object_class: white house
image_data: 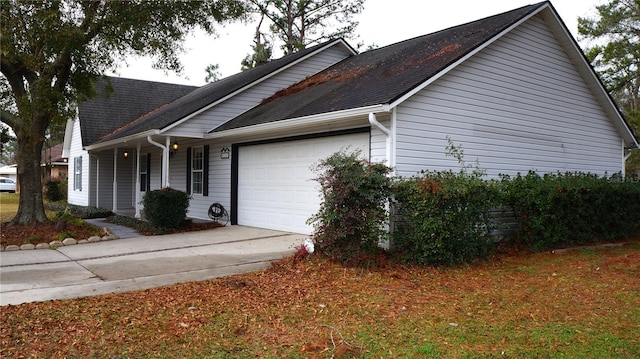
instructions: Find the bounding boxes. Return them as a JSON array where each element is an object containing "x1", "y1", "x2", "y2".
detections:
[{"x1": 64, "y1": 1, "x2": 638, "y2": 235}]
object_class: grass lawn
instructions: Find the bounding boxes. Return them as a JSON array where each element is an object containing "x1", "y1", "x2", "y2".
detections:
[
  {"x1": 0, "y1": 192, "x2": 20, "y2": 222},
  {"x1": 0, "y1": 193, "x2": 57, "y2": 222},
  {"x1": 1, "y1": 242, "x2": 638, "y2": 358}
]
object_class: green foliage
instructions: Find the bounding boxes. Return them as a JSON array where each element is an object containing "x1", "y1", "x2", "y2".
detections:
[
  {"x1": 1, "y1": 0, "x2": 247, "y2": 225},
  {"x1": 248, "y1": 0, "x2": 365, "y2": 54},
  {"x1": 241, "y1": 37, "x2": 274, "y2": 70},
  {"x1": 204, "y1": 63, "x2": 222, "y2": 83},
  {"x1": 392, "y1": 171, "x2": 500, "y2": 266},
  {"x1": 56, "y1": 232, "x2": 76, "y2": 241},
  {"x1": 391, "y1": 138, "x2": 499, "y2": 265},
  {"x1": 578, "y1": 0, "x2": 640, "y2": 109},
  {"x1": 45, "y1": 202, "x2": 113, "y2": 219},
  {"x1": 578, "y1": 1, "x2": 640, "y2": 175},
  {"x1": 307, "y1": 150, "x2": 392, "y2": 265},
  {"x1": 44, "y1": 181, "x2": 65, "y2": 202},
  {"x1": 143, "y1": 188, "x2": 190, "y2": 232},
  {"x1": 26, "y1": 235, "x2": 42, "y2": 244},
  {"x1": 107, "y1": 214, "x2": 156, "y2": 235},
  {"x1": 501, "y1": 171, "x2": 640, "y2": 251}
]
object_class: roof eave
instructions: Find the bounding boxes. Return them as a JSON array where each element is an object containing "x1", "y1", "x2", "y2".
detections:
[
  {"x1": 206, "y1": 104, "x2": 390, "y2": 139},
  {"x1": 62, "y1": 118, "x2": 75, "y2": 158},
  {"x1": 84, "y1": 129, "x2": 160, "y2": 151},
  {"x1": 161, "y1": 39, "x2": 358, "y2": 135}
]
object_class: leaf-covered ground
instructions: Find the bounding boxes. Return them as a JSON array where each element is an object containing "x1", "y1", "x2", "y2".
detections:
[{"x1": 1, "y1": 243, "x2": 639, "y2": 358}]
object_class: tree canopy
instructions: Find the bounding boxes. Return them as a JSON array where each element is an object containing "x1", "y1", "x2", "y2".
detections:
[
  {"x1": 239, "y1": 0, "x2": 365, "y2": 70},
  {"x1": 0, "y1": 0, "x2": 246, "y2": 224},
  {"x1": 578, "y1": 0, "x2": 640, "y2": 174}
]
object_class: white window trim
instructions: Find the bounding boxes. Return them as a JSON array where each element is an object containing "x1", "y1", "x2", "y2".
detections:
[{"x1": 191, "y1": 146, "x2": 204, "y2": 195}]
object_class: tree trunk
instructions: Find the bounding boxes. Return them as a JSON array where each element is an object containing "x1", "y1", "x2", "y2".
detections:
[{"x1": 11, "y1": 121, "x2": 48, "y2": 225}]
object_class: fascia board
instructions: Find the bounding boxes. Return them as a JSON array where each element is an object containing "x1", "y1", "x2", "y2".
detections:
[
  {"x1": 205, "y1": 104, "x2": 390, "y2": 139},
  {"x1": 84, "y1": 129, "x2": 159, "y2": 151}
]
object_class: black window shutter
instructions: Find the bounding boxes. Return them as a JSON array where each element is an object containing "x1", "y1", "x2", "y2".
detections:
[
  {"x1": 203, "y1": 145, "x2": 209, "y2": 196},
  {"x1": 186, "y1": 147, "x2": 192, "y2": 194},
  {"x1": 146, "y1": 153, "x2": 151, "y2": 191}
]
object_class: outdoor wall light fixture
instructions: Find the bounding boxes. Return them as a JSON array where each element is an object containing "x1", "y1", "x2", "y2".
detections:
[
  {"x1": 169, "y1": 141, "x2": 179, "y2": 158},
  {"x1": 123, "y1": 150, "x2": 129, "y2": 159},
  {"x1": 220, "y1": 147, "x2": 230, "y2": 159}
]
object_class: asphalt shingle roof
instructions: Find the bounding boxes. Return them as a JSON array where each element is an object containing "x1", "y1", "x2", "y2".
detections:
[
  {"x1": 79, "y1": 77, "x2": 197, "y2": 147},
  {"x1": 95, "y1": 39, "x2": 352, "y2": 144},
  {"x1": 212, "y1": 2, "x2": 545, "y2": 132}
]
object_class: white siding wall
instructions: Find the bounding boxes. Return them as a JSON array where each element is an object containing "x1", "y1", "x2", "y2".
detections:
[
  {"x1": 187, "y1": 142, "x2": 233, "y2": 221},
  {"x1": 147, "y1": 151, "x2": 163, "y2": 191},
  {"x1": 67, "y1": 120, "x2": 89, "y2": 206},
  {"x1": 165, "y1": 45, "x2": 351, "y2": 138},
  {"x1": 164, "y1": 139, "x2": 231, "y2": 221},
  {"x1": 395, "y1": 15, "x2": 623, "y2": 178}
]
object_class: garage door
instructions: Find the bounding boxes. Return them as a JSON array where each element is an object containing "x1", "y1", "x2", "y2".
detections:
[{"x1": 237, "y1": 132, "x2": 370, "y2": 234}]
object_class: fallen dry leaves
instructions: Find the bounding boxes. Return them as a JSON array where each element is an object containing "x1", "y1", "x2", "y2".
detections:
[
  {"x1": 0, "y1": 221, "x2": 104, "y2": 247},
  {"x1": 1, "y1": 243, "x2": 639, "y2": 358}
]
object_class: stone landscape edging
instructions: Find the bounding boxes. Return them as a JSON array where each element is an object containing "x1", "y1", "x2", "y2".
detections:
[{"x1": 0, "y1": 226, "x2": 119, "y2": 252}]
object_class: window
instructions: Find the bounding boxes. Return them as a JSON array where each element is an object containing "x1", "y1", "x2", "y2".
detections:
[
  {"x1": 140, "y1": 154, "x2": 148, "y2": 192},
  {"x1": 74, "y1": 156, "x2": 82, "y2": 191},
  {"x1": 186, "y1": 145, "x2": 208, "y2": 196},
  {"x1": 191, "y1": 147, "x2": 203, "y2": 195}
]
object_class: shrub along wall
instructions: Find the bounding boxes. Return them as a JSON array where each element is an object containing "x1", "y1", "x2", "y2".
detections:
[
  {"x1": 501, "y1": 172, "x2": 640, "y2": 251},
  {"x1": 307, "y1": 151, "x2": 392, "y2": 265},
  {"x1": 309, "y1": 151, "x2": 640, "y2": 266},
  {"x1": 392, "y1": 170, "x2": 501, "y2": 265}
]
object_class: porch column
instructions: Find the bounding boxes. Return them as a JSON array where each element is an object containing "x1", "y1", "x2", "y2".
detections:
[
  {"x1": 135, "y1": 143, "x2": 142, "y2": 218},
  {"x1": 112, "y1": 148, "x2": 118, "y2": 212},
  {"x1": 165, "y1": 137, "x2": 171, "y2": 188},
  {"x1": 92, "y1": 154, "x2": 99, "y2": 208}
]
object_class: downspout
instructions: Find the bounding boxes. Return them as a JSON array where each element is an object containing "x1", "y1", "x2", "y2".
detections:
[
  {"x1": 368, "y1": 112, "x2": 394, "y2": 249},
  {"x1": 135, "y1": 143, "x2": 141, "y2": 218},
  {"x1": 147, "y1": 136, "x2": 168, "y2": 188},
  {"x1": 623, "y1": 140, "x2": 634, "y2": 178},
  {"x1": 368, "y1": 113, "x2": 392, "y2": 167},
  {"x1": 165, "y1": 137, "x2": 171, "y2": 188},
  {"x1": 112, "y1": 148, "x2": 118, "y2": 212}
]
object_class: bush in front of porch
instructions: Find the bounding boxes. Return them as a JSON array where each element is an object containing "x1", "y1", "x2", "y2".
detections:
[{"x1": 143, "y1": 187, "x2": 190, "y2": 232}]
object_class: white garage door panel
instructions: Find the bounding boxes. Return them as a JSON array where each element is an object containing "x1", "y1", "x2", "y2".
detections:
[{"x1": 238, "y1": 132, "x2": 370, "y2": 234}]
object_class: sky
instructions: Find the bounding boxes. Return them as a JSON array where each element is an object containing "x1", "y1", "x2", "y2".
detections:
[{"x1": 110, "y1": 0, "x2": 604, "y2": 87}]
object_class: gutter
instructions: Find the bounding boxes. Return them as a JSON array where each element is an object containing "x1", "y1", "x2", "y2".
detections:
[
  {"x1": 84, "y1": 129, "x2": 159, "y2": 151},
  {"x1": 206, "y1": 104, "x2": 390, "y2": 139}
]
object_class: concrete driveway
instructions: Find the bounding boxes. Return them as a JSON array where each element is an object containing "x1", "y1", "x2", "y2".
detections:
[{"x1": 0, "y1": 226, "x2": 306, "y2": 306}]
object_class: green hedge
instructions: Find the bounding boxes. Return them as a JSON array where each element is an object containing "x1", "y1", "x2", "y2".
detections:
[
  {"x1": 501, "y1": 172, "x2": 640, "y2": 251},
  {"x1": 392, "y1": 170, "x2": 501, "y2": 265},
  {"x1": 309, "y1": 148, "x2": 640, "y2": 266},
  {"x1": 45, "y1": 202, "x2": 113, "y2": 219},
  {"x1": 143, "y1": 188, "x2": 190, "y2": 232}
]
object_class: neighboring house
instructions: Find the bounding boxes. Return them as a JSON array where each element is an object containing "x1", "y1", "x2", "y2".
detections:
[
  {"x1": 64, "y1": 1, "x2": 638, "y2": 235},
  {"x1": 41, "y1": 144, "x2": 68, "y2": 183}
]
